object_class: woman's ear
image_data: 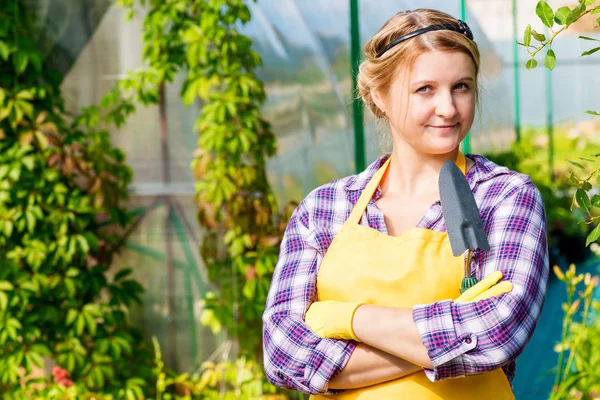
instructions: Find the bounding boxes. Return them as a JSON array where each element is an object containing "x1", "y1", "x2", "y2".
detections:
[{"x1": 371, "y1": 89, "x2": 387, "y2": 116}]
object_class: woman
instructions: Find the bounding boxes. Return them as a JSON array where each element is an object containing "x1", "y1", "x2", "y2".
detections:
[{"x1": 262, "y1": 9, "x2": 548, "y2": 400}]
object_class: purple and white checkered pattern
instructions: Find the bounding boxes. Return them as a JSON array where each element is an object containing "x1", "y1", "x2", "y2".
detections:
[{"x1": 262, "y1": 154, "x2": 549, "y2": 395}]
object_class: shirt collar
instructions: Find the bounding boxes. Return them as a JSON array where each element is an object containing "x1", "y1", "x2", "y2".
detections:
[{"x1": 343, "y1": 153, "x2": 511, "y2": 193}]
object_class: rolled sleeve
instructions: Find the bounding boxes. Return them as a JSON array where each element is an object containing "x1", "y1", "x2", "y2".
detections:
[
  {"x1": 262, "y1": 200, "x2": 356, "y2": 394},
  {"x1": 413, "y1": 183, "x2": 549, "y2": 381}
]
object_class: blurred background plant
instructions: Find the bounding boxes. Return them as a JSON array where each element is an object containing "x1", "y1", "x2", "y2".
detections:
[
  {"x1": 0, "y1": 1, "x2": 156, "y2": 398},
  {"x1": 0, "y1": 0, "x2": 299, "y2": 398},
  {"x1": 520, "y1": 1, "x2": 600, "y2": 399}
]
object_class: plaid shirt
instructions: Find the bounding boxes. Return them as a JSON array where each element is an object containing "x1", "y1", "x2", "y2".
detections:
[{"x1": 262, "y1": 154, "x2": 548, "y2": 395}]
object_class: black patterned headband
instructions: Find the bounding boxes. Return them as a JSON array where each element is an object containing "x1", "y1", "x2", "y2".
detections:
[{"x1": 376, "y1": 20, "x2": 474, "y2": 58}]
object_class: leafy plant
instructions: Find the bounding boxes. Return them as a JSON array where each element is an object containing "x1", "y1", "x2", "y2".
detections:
[
  {"x1": 521, "y1": 2, "x2": 600, "y2": 399},
  {"x1": 550, "y1": 265, "x2": 600, "y2": 400},
  {"x1": 0, "y1": 2, "x2": 154, "y2": 398},
  {"x1": 112, "y1": 0, "x2": 296, "y2": 384},
  {"x1": 520, "y1": 0, "x2": 600, "y2": 247}
]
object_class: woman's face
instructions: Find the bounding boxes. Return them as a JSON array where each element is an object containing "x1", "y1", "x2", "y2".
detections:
[{"x1": 376, "y1": 50, "x2": 477, "y2": 155}]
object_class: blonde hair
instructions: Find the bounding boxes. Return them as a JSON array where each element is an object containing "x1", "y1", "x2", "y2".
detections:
[{"x1": 357, "y1": 9, "x2": 481, "y2": 119}]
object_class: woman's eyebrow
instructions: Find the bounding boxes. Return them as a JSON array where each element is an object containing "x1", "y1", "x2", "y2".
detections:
[{"x1": 411, "y1": 76, "x2": 475, "y2": 86}]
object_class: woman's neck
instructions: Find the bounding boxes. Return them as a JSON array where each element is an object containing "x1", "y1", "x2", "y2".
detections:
[{"x1": 380, "y1": 144, "x2": 460, "y2": 197}]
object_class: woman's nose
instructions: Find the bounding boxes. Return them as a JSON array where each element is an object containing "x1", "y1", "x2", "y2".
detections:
[{"x1": 435, "y1": 92, "x2": 457, "y2": 118}]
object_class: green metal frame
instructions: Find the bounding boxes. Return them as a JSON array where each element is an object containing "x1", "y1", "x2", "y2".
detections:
[
  {"x1": 512, "y1": 0, "x2": 522, "y2": 142},
  {"x1": 545, "y1": 27, "x2": 554, "y2": 174},
  {"x1": 350, "y1": 0, "x2": 365, "y2": 173},
  {"x1": 460, "y1": 0, "x2": 472, "y2": 154}
]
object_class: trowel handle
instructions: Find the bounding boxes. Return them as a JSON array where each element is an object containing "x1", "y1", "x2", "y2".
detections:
[{"x1": 460, "y1": 250, "x2": 478, "y2": 294}]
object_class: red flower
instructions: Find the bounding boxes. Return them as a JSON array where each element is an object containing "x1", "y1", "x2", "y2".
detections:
[{"x1": 52, "y1": 366, "x2": 74, "y2": 387}]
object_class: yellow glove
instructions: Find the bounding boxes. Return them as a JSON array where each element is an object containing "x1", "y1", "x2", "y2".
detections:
[
  {"x1": 304, "y1": 300, "x2": 365, "y2": 341},
  {"x1": 454, "y1": 271, "x2": 513, "y2": 303}
]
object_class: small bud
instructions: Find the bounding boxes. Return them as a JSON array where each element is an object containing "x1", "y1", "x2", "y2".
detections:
[
  {"x1": 554, "y1": 265, "x2": 565, "y2": 281},
  {"x1": 567, "y1": 264, "x2": 576, "y2": 279},
  {"x1": 569, "y1": 299, "x2": 581, "y2": 315}
]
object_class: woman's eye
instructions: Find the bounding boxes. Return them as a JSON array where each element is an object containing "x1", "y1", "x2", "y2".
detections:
[
  {"x1": 416, "y1": 86, "x2": 431, "y2": 93},
  {"x1": 454, "y1": 83, "x2": 469, "y2": 90}
]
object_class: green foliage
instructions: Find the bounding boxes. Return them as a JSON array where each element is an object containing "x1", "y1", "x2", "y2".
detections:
[
  {"x1": 113, "y1": 0, "x2": 292, "y2": 368},
  {"x1": 522, "y1": 1, "x2": 600, "y2": 72},
  {"x1": 0, "y1": 2, "x2": 154, "y2": 398},
  {"x1": 152, "y1": 337, "x2": 284, "y2": 400},
  {"x1": 521, "y1": 1, "x2": 600, "y2": 247},
  {"x1": 521, "y1": 3, "x2": 600, "y2": 399},
  {"x1": 96, "y1": 0, "x2": 296, "y2": 397},
  {"x1": 550, "y1": 265, "x2": 600, "y2": 400},
  {"x1": 484, "y1": 129, "x2": 588, "y2": 247}
]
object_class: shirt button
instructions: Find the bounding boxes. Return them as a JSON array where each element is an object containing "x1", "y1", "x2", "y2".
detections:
[{"x1": 465, "y1": 337, "x2": 472, "y2": 344}]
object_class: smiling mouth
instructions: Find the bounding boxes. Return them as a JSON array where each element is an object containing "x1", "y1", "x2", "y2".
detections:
[{"x1": 429, "y1": 124, "x2": 457, "y2": 128}]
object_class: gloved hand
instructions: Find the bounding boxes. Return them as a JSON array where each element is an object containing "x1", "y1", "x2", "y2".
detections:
[
  {"x1": 304, "y1": 300, "x2": 365, "y2": 341},
  {"x1": 454, "y1": 270, "x2": 512, "y2": 303},
  {"x1": 304, "y1": 271, "x2": 512, "y2": 340}
]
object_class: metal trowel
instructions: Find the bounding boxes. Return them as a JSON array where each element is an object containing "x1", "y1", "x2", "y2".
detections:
[{"x1": 439, "y1": 159, "x2": 490, "y2": 293}]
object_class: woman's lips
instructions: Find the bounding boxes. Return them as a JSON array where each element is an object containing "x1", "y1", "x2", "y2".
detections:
[{"x1": 428, "y1": 124, "x2": 458, "y2": 133}]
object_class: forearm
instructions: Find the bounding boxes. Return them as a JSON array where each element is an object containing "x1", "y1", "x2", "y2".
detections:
[
  {"x1": 352, "y1": 304, "x2": 434, "y2": 369},
  {"x1": 327, "y1": 343, "x2": 420, "y2": 390}
]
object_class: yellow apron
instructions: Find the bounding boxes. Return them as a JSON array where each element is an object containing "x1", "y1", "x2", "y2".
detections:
[{"x1": 310, "y1": 153, "x2": 514, "y2": 400}]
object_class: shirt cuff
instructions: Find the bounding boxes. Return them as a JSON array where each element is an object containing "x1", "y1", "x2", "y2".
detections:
[
  {"x1": 306, "y1": 338, "x2": 357, "y2": 394},
  {"x1": 413, "y1": 300, "x2": 478, "y2": 381}
]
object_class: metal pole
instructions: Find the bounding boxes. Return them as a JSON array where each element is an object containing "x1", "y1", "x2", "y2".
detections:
[
  {"x1": 460, "y1": 0, "x2": 472, "y2": 154},
  {"x1": 545, "y1": 29, "x2": 554, "y2": 176},
  {"x1": 512, "y1": 0, "x2": 522, "y2": 142},
  {"x1": 350, "y1": 0, "x2": 365, "y2": 173}
]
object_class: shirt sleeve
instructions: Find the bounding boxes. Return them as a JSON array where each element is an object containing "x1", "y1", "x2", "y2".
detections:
[
  {"x1": 412, "y1": 182, "x2": 549, "y2": 381},
  {"x1": 262, "y1": 199, "x2": 356, "y2": 394}
]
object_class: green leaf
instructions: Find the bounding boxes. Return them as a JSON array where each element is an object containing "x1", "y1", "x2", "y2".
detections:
[
  {"x1": 0, "y1": 281, "x2": 13, "y2": 291},
  {"x1": 114, "y1": 268, "x2": 133, "y2": 281},
  {"x1": 583, "y1": 181, "x2": 592, "y2": 190},
  {"x1": 536, "y1": 1, "x2": 555, "y2": 28},
  {"x1": 545, "y1": 48, "x2": 556, "y2": 70},
  {"x1": 579, "y1": 35, "x2": 600, "y2": 42},
  {"x1": 26, "y1": 211, "x2": 35, "y2": 233},
  {"x1": 581, "y1": 47, "x2": 600, "y2": 56},
  {"x1": 592, "y1": 194, "x2": 600, "y2": 207},
  {"x1": 586, "y1": 110, "x2": 600, "y2": 116},
  {"x1": 586, "y1": 223, "x2": 600, "y2": 246},
  {"x1": 576, "y1": 188, "x2": 591, "y2": 213},
  {"x1": 531, "y1": 30, "x2": 546, "y2": 42},
  {"x1": 567, "y1": 3, "x2": 586, "y2": 24},
  {"x1": 568, "y1": 160, "x2": 585, "y2": 169},
  {"x1": 83, "y1": 312, "x2": 97, "y2": 336},
  {"x1": 66, "y1": 309, "x2": 78, "y2": 326},
  {"x1": 22, "y1": 156, "x2": 34, "y2": 171},
  {"x1": 13, "y1": 51, "x2": 28, "y2": 74},
  {"x1": 0, "y1": 292, "x2": 7, "y2": 311},
  {"x1": 0, "y1": 41, "x2": 9, "y2": 61},
  {"x1": 76, "y1": 314, "x2": 85, "y2": 336},
  {"x1": 555, "y1": 6, "x2": 572, "y2": 24},
  {"x1": 524, "y1": 24, "x2": 532, "y2": 47},
  {"x1": 526, "y1": 59, "x2": 538, "y2": 70},
  {"x1": 592, "y1": 6, "x2": 600, "y2": 14}
]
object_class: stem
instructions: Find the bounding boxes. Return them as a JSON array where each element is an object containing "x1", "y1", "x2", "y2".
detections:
[
  {"x1": 553, "y1": 287, "x2": 575, "y2": 395},
  {"x1": 562, "y1": 295, "x2": 593, "y2": 383},
  {"x1": 529, "y1": 8, "x2": 595, "y2": 58}
]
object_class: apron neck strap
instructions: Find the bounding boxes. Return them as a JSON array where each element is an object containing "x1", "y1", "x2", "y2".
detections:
[{"x1": 347, "y1": 151, "x2": 467, "y2": 225}]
